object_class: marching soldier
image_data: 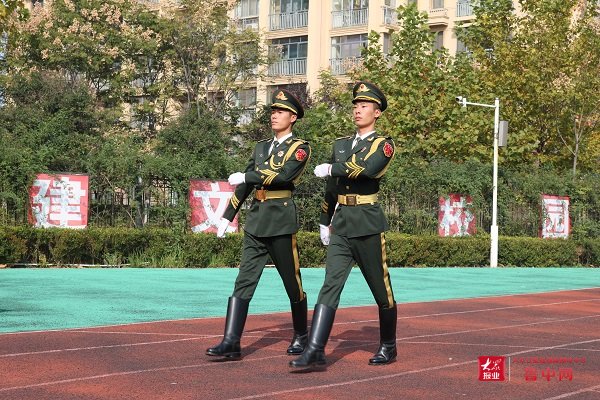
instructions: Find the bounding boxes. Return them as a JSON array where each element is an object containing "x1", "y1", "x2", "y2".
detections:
[
  {"x1": 206, "y1": 90, "x2": 311, "y2": 360},
  {"x1": 290, "y1": 81, "x2": 397, "y2": 369}
]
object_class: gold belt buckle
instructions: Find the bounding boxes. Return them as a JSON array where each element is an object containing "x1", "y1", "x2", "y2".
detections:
[
  {"x1": 346, "y1": 195, "x2": 357, "y2": 206},
  {"x1": 256, "y1": 190, "x2": 266, "y2": 201}
]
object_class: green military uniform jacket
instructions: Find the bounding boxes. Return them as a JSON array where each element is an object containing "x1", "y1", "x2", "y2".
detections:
[
  {"x1": 319, "y1": 132, "x2": 395, "y2": 238},
  {"x1": 223, "y1": 135, "x2": 311, "y2": 238}
]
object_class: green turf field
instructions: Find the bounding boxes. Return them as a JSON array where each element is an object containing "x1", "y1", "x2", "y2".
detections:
[{"x1": 1, "y1": 267, "x2": 599, "y2": 333}]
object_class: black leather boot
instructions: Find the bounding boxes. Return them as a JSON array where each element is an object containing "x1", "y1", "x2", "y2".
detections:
[
  {"x1": 287, "y1": 295, "x2": 308, "y2": 355},
  {"x1": 206, "y1": 296, "x2": 250, "y2": 359},
  {"x1": 289, "y1": 304, "x2": 336, "y2": 369},
  {"x1": 369, "y1": 303, "x2": 397, "y2": 365}
]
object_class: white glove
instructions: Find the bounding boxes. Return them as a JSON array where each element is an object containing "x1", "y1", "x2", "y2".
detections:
[
  {"x1": 314, "y1": 163, "x2": 331, "y2": 178},
  {"x1": 228, "y1": 172, "x2": 245, "y2": 186},
  {"x1": 217, "y1": 218, "x2": 230, "y2": 238},
  {"x1": 319, "y1": 224, "x2": 331, "y2": 246}
]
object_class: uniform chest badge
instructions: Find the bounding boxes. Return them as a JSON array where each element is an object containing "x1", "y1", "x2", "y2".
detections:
[
  {"x1": 277, "y1": 150, "x2": 284, "y2": 157},
  {"x1": 383, "y1": 142, "x2": 394, "y2": 157},
  {"x1": 295, "y1": 148, "x2": 307, "y2": 161}
]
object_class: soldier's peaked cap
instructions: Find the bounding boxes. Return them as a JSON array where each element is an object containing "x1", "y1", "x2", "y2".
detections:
[
  {"x1": 271, "y1": 89, "x2": 304, "y2": 119},
  {"x1": 352, "y1": 81, "x2": 387, "y2": 112}
]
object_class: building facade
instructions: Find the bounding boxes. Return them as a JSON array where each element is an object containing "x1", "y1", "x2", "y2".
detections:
[{"x1": 232, "y1": 0, "x2": 479, "y2": 112}]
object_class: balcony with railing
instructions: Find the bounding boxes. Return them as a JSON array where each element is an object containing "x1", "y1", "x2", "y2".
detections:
[
  {"x1": 269, "y1": 10, "x2": 308, "y2": 30},
  {"x1": 382, "y1": 5, "x2": 397, "y2": 25},
  {"x1": 456, "y1": 0, "x2": 473, "y2": 17},
  {"x1": 331, "y1": 8, "x2": 368, "y2": 28},
  {"x1": 268, "y1": 58, "x2": 307, "y2": 76},
  {"x1": 330, "y1": 57, "x2": 363, "y2": 75},
  {"x1": 427, "y1": 7, "x2": 448, "y2": 26},
  {"x1": 235, "y1": 16, "x2": 259, "y2": 31}
]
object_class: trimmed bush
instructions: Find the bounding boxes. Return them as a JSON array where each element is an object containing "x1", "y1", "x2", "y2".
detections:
[{"x1": 0, "y1": 225, "x2": 598, "y2": 268}]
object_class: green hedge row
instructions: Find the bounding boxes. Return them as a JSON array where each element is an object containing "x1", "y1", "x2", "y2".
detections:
[{"x1": 0, "y1": 226, "x2": 598, "y2": 268}]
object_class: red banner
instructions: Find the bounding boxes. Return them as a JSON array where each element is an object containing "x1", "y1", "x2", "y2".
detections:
[
  {"x1": 28, "y1": 173, "x2": 89, "y2": 229},
  {"x1": 541, "y1": 194, "x2": 570, "y2": 238},
  {"x1": 438, "y1": 194, "x2": 476, "y2": 237},
  {"x1": 189, "y1": 180, "x2": 238, "y2": 234}
]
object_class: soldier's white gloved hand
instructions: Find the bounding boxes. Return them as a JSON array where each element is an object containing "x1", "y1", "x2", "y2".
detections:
[
  {"x1": 228, "y1": 172, "x2": 245, "y2": 185},
  {"x1": 319, "y1": 224, "x2": 331, "y2": 246},
  {"x1": 217, "y1": 218, "x2": 230, "y2": 238},
  {"x1": 314, "y1": 163, "x2": 331, "y2": 178}
]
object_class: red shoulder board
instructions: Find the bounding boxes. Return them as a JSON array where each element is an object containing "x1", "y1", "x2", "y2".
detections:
[
  {"x1": 295, "y1": 148, "x2": 307, "y2": 161},
  {"x1": 383, "y1": 142, "x2": 394, "y2": 157}
]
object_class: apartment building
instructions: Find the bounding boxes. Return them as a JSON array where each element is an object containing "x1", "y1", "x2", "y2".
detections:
[
  {"x1": 22, "y1": 0, "x2": 480, "y2": 120},
  {"x1": 232, "y1": 0, "x2": 479, "y2": 113}
]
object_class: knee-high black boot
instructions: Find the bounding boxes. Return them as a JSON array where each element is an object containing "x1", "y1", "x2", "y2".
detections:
[
  {"x1": 206, "y1": 296, "x2": 250, "y2": 359},
  {"x1": 289, "y1": 304, "x2": 336, "y2": 369},
  {"x1": 287, "y1": 295, "x2": 308, "y2": 355},
  {"x1": 369, "y1": 303, "x2": 397, "y2": 365}
]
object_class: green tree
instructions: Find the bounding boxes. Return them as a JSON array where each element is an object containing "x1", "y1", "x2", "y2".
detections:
[
  {"x1": 0, "y1": 0, "x2": 24, "y2": 33},
  {"x1": 456, "y1": 0, "x2": 600, "y2": 172},
  {"x1": 164, "y1": 0, "x2": 267, "y2": 120},
  {"x1": 357, "y1": 4, "x2": 492, "y2": 163},
  {"x1": 0, "y1": 71, "x2": 106, "y2": 224}
]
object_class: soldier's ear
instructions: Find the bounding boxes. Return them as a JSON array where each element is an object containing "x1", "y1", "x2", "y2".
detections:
[
  {"x1": 290, "y1": 113, "x2": 298, "y2": 123},
  {"x1": 374, "y1": 108, "x2": 382, "y2": 119}
]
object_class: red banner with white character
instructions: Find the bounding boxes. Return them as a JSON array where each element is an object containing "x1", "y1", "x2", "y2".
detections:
[
  {"x1": 189, "y1": 180, "x2": 238, "y2": 234},
  {"x1": 28, "y1": 173, "x2": 89, "y2": 229},
  {"x1": 438, "y1": 194, "x2": 476, "y2": 237},
  {"x1": 540, "y1": 194, "x2": 570, "y2": 238}
]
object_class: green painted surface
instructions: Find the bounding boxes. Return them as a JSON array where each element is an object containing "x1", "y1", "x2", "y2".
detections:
[{"x1": 1, "y1": 268, "x2": 599, "y2": 333}]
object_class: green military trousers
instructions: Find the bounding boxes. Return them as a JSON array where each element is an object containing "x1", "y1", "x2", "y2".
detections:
[
  {"x1": 317, "y1": 233, "x2": 395, "y2": 309},
  {"x1": 232, "y1": 231, "x2": 305, "y2": 303}
]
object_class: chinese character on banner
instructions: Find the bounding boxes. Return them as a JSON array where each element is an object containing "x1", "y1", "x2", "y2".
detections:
[
  {"x1": 189, "y1": 180, "x2": 238, "y2": 234},
  {"x1": 478, "y1": 356, "x2": 506, "y2": 381},
  {"x1": 541, "y1": 195, "x2": 570, "y2": 239},
  {"x1": 438, "y1": 194, "x2": 476, "y2": 237},
  {"x1": 28, "y1": 174, "x2": 89, "y2": 229}
]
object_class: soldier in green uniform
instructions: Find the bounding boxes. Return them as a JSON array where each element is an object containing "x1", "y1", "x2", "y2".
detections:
[
  {"x1": 290, "y1": 81, "x2": 397, "y2": 369},
  {"x1": 206, "y1": 90, "x2": 311, "y2": 360}
]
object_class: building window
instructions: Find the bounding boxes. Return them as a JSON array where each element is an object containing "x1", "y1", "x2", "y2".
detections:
[
  {"x1": 431, "y1": 0, "x2": 443, "y2": 9},
  {"x1": 330, "y1": 34, "x2": 368, "y2": 75},
  {"x1": 236, "y1": 88, "x2": 257, "y2": 125},
  {"x1": 332, "y1": 0, "x2": 368, "y2": 11},
  {"x1": 236, "y1": 0, "x2": 259, "y2": 17},
  {"x1": 271, "y1": 0, "x2": 309, "y2": 13},
  {"x1": 332, "y1": 0, "x2": 369, "y2": 28},
  {"x1": 456, "y1": 0, "x2": 473, "y2": 17},
  {"x1": 270, "y1": 0, "x2": 309, "y2": 30},
  {"x1": 433, "y1": 30, "x2": 444, "y2": 50},
  {"x1": 235, "y1": 0, "x2": 260, "y2": 30},
  {"x1": 456, "y1": 38, "x2": 468, "y2": 53},
  {"x1": 383, "y1": 33, "x2": 391, "y2": 54},
  {"x1": 269, "y1": 36, "x2": 308, "y2": 75}
]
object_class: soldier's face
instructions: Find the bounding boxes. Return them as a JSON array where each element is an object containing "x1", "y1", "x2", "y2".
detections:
[
  {"x1": 271, "y1": 109, "x2": 297, "y2": 134},
  {"x1": 353, "y1": 101, "x2": 381, "y2": 129}
]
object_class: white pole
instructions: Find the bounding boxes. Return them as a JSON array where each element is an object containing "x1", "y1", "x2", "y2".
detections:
[{"x1": 490, "y1": 98, "x2": 500, "y2": 268}]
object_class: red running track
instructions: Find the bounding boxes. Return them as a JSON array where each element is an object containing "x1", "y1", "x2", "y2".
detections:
[{"x1": 1, "y1": 288, "x2": 599, "y2": 400}]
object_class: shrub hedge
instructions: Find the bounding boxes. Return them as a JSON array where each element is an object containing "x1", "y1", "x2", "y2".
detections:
[{"x1": 1, "y1": 226, "x2": 598, "y2": 268}]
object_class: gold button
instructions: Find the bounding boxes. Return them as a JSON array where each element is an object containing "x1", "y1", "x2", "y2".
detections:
[
  {"x1": 345, "y1": 169, "x2": 349, "y2": 173},
  {"x1": 346, "y1": 186, "x2": 350, "y2": 189},
  {"x1": 264, "y1": 161, "x2": 268, "y2": 165},
  {"x1": 284, "y1": 202, "x2": 288, "y2": 206}
]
